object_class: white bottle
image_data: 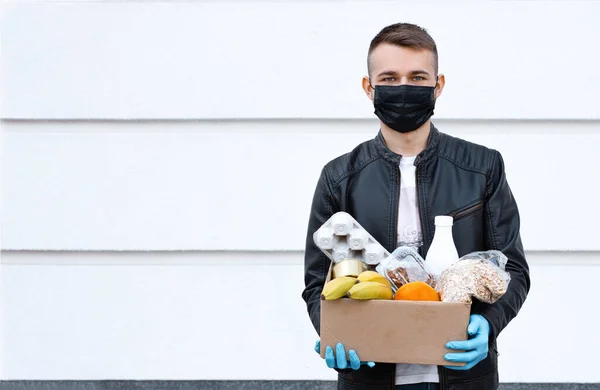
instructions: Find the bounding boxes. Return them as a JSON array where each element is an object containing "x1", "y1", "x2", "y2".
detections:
[{"x1": 425, "y1": 216, "x2": 460, "y2": 279}]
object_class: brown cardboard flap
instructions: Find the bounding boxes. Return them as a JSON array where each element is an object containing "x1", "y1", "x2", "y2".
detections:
[{"x1": 320, "y1": 298, "x2": 471, "y2": 366}]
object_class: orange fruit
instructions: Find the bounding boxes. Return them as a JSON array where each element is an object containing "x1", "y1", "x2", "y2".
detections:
[{"x1": 394, "y1": 281, "x2": 440, "y2": 301}]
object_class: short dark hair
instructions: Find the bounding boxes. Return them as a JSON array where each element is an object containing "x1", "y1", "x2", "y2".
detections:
[{"x1": 367, "y1": 23, "x2": 438, "y2": 77}]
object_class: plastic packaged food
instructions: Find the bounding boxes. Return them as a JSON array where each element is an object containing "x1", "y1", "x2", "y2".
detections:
[
  {"x1": 313, "y1": 212, "x2": 390, "y2": 265},
  {"x1": 459, "y1": 250, "x2": 508, "y2": 270},
  {"x1": 436, "y1": 250, "x2": 511, "y2": 304},
  {"x1": 376, "y1": 246, "x2": 436, "y2": 292}
]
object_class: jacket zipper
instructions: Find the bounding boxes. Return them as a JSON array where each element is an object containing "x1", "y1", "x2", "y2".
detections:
[
  {"x1": 415, "y1": 166, "x2": 431, "y2": 257},
  {"x1": 451, "y1": 201, "x2": 484, "y2": 221},
  {"x1": 393, "y1": 165, "x2": 401, "y2": 250},
  {"x1": 439, "y1": 367, "x2": 447, "y2": 390}
]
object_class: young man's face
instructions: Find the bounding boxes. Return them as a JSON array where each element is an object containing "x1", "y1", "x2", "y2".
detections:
[{"x1": 362, "y1": 43, "x2": 445, "y2": 101}]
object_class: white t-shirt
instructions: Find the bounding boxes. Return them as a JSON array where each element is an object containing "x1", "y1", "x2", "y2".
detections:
[{"x1": 395, "y1": 156, "x2": 440, "y2": 385}]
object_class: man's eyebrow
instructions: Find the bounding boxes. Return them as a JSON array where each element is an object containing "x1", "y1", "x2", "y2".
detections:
[
  {"x1": 376, "y1": 70, "x2": 399, "y2": 77},
  {"x1": 410, "y1": 69, "x2": 431, "y2": 76},
  {"x1": 376, "y1": 69, "x2": 432, "y2": 77}
]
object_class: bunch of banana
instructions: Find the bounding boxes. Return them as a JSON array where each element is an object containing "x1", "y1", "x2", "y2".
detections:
[
  {"x1": 321, "y1": 270, "x2": 394, "y2": 301},
  {"x1": 356, "y1": 270, "x2": 392, "y2": 287},
  {"x1": 321, "y1": 276, "x2": 358, "y2": 300},
  {"x1": 347, "y1": 281, "x2": 393, "y2": 300},
  {"x1": 347, "y1": 270, "x2": 393, "y2": 300}
]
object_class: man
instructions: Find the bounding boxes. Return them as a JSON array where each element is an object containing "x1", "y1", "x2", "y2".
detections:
[{"x1": 301, "y1": 23, "x2": 530, "y2": 390}]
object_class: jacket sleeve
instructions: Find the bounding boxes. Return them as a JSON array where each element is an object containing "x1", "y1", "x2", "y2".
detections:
[
  {"x1": 479, "y1": 150, "x2": 531, "y2": 341},
  {"x1": 301, "y1": 166, "x2": 339, "y2": 335}
]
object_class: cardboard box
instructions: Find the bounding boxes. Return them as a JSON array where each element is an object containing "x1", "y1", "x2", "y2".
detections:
[{"x1": 319, "y1": 263, "x2": 471, "y2": 366}]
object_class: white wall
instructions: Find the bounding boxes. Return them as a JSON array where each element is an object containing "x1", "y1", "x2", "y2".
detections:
[
  {"x1": 2, "y1": 251, "x2": 600, "y2": 383},
  {"x1": 4, "y1": 119, "x2": 600, "y2": 252},
  {"x1": 2, "y1": 1, "x2": 600, "y2": 120},
  {"x1": 2, "y1": 0, "x2": 600, "y2": 383}
]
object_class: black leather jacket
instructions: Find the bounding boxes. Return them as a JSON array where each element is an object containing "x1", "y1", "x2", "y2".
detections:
[{"x1": 301, "y1": 124, "x2": 531, "y2": 390}]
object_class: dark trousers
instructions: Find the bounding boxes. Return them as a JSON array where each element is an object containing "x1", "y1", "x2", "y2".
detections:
[{"x1": 395, "y1": 383, "x2": 438, "y2": 390}]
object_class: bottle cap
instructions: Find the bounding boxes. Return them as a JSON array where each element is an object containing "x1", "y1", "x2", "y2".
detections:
[{"x1": 434, "y1": 215, "x2": 454, "y2": 227}]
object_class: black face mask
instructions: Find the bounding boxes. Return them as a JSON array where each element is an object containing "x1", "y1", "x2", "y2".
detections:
[{"x1": 372, "y1": 84, "x2": 436, "y2": 133}]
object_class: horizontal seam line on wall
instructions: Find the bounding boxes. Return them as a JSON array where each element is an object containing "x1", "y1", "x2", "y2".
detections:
[{"x1": 3, "y1": 118, "x2": 600, "y2": 124}]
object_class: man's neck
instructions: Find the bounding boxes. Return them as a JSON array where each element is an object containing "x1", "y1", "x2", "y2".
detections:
[{"x1": 380, "y1": 120, "x2": 431, "y2": 157}]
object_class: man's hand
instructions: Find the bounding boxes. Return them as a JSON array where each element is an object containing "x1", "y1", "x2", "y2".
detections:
[
  {"x1": 444, "y1": 314, "x2": 490, "y2": 370},
  {"x1": 314, "y1": 340, "x2": 376, "y2": 370}
]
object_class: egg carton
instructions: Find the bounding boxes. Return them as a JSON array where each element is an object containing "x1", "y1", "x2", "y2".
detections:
[{"x1": 313, "y1": 211, "x2": 391, "y2": 265}]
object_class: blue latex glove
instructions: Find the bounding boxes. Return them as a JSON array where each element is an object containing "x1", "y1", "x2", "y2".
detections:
[
  {"x1": 444, "y1": 314, "x2": 490, "y2": 370},
  {"x1": 314, "y1": 340, "x2": 376, "y2": 370}
]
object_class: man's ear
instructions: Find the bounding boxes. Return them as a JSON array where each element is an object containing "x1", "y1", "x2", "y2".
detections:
[
  {"x1": 434, "y1": 74, "x2": 446, "y2": 100},
  {"x1": 362, "y1": 76, "x2": 374, "y2": 101}
]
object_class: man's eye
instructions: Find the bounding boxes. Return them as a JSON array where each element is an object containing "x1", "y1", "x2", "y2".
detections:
[
  {"x1": 383, "y1": 77, "x2": 396, "y2": 82},
  {"x1": 413, "y1": 76, "x2": 425, "y2": 81}
]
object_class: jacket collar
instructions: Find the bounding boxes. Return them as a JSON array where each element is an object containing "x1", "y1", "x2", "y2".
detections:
[{"x1": 374, "y1": 122, "x2": 441, "y2": 166}]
